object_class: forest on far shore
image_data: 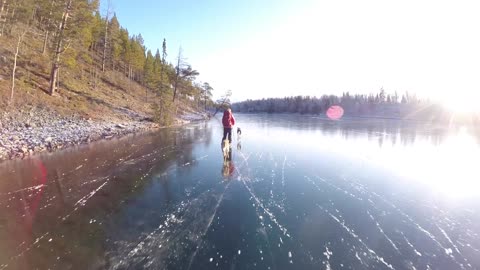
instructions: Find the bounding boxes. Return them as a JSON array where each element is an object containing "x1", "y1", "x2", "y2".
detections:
[{"x1": 232, "y1": 88, "x2": 479, "y2": 123}]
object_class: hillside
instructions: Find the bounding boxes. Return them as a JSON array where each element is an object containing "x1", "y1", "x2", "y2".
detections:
[
  {"x1": 0, "y1": 31, "x2": 208, "y2": 161},
  {"x1": 0, "y1": 0, "x2": 217, "y2": 161},
  {"x1": 1, "y1": 37, "x2": 144, "y2": 117}
]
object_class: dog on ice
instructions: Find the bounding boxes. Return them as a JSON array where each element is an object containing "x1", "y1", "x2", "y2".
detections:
[{"x1": 221, "y1": 139, "x2": 230, "y2": 162}]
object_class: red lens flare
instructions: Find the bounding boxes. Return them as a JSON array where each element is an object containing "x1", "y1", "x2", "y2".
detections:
[{"x1": 326, "y1": 105, "x2": 344, "y2": 120}]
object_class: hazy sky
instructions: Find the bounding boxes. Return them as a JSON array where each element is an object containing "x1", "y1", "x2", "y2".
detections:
[{"x1": 101, "y1": 0, "x2": 479, "y2": 105}]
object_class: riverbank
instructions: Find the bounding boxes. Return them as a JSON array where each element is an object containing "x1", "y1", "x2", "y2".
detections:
[{"x1": 0, "y1": 108, "x2": 209, "y2": 162}]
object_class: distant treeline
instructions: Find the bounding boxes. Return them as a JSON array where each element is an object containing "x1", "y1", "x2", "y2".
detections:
[{"x1": 232, "y1": 89, "x2": 471, "y2": 122}]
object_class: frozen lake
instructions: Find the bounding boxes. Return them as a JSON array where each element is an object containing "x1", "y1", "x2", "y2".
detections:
[{"x1": 1, "y1": 114, "x2": 480, "y2": 269}]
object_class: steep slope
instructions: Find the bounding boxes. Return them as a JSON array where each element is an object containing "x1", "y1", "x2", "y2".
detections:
[{"x1": 0, "y1": 35, "x2": 208, "y2": 161}]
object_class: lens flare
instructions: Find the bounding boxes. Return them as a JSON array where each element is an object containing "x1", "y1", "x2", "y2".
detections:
[{"x1": 326, "y1": 105, "x2": 344, "y2": 120}]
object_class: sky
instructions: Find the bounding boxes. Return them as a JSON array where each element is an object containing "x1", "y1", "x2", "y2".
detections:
[{"x1": 101, "y1": 0, "x2": 480, "y2": 105}]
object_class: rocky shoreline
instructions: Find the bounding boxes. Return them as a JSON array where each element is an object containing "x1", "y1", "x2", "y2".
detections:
[{"x1": 0, "y1": 109, "x2": 209, "y2": 162}]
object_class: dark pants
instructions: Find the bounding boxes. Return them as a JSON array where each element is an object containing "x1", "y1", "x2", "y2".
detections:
[{"x1": 222, "y1": 128, "x2": 232, "y2": 144}]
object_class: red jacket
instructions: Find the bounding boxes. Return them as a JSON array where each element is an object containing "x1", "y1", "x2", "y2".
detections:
[{"x1": 222, "y1": 110, "x2": 235, "y2": 128}]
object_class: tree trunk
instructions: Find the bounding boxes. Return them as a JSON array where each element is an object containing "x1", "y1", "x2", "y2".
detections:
[
  {"x1": 56, "y1": 67, "x2": 60, "y2": 90},
  {"x1": 49, "y1": 0, "x2": 72, "y2": 95},
  {"x1": 0, "y1": 0, "x2": 6, "y2": 15},
  {"x1": 172, "y1": 76, "x2": 178, "y2": 102},
  {"x1": 42, "y1": 30, "x2": 49, "y2": 54},
  {"x1": 102, "y1": 16, "x2": 108, "y2": 72},
  {"x1": 0, "y1": 0, "x2": 6, "y2": 27},
  {"x1": 10, "y1": 2, "x2": 14, "y2": 19},
  {"x1": 10, "y1": 31, "x2": 26, "y2": 104},
  {"x1": 0, "y1": 6, "x2": 8, "y2": 37},
  {"x1": 41, "y1": 0, "x2": 55, "y2": 53},
  {"x1": 49, "y1": 61, "x2": 59, "y2": 95},
  {"x1": 94, "y1": 64, "x2": 97, "y2": 90},
  {"x1": 159, "y1": 67, "x2": 163, "y2": 96},
  {"x1": 172, "y1": 47, "x2": 183, "y2": 102},
  {"x1": 173, "y1": 56, "x2": 181, "y2": 102}
]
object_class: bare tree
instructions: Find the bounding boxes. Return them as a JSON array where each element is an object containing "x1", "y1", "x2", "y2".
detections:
[
  {"x1": 171, "y1": 48, "x2": 200, "y2": 110},
  {"x1": 172, "y1": 63, "x2": 199, "y2": 102},
  {"x1": 213, "y1": 90, "x2": 232, "y2": 116},
  {"x1": 172, "y1": 47, "x2": 183, "y2": 102},
  {"x1": 49, "y1": 0, "x2": 73, "y2": 95},
  {"x1": 10, "y1": 27, "x2": 27, "y2": 104}
]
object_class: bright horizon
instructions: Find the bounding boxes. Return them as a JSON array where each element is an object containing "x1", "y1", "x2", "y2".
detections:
[{"x1": 101, "y1": 0, "x2": 480, "y2": 109}]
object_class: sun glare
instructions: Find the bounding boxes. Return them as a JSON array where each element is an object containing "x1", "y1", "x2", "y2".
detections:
[
  {"x1": 372, "y1": 126, "x2": 480, "y2": 198},
  {"x1": 438, "y1": 93, "x2": 480, "y2": 114},
  {"x1": 431, "y1": 127, "x2": 480, "y2": 197}
]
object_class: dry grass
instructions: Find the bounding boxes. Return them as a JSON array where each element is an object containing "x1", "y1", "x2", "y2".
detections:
[{"x1": 0, "y1": 34, "x2": 163, "y2": 122}]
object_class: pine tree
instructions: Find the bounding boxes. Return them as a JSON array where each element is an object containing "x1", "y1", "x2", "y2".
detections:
[
  {"x1": 160, "y1": 38, "x2": 167, "y2": 95},
  {"x1": 153, "y1": 49, "x2": 161, "y2": 81},
  {"x1": 144, "y1": 49, "x2": 155, "y2": 89},
  {"x1": 202, "y1": 82, "x2": 213, "y2": 111},
  {"x1": 118, "y1": 27, "x2": 129, "y2": 76},
  {"x1": 109, "y1": 13, "x2": 121, "y2": 70},
  {"x1": 89, "y1": 12, "x2": 103, "y2": 51},
  {"x1": 101, "y1": 0, "x2": 112, "y2": 72}
]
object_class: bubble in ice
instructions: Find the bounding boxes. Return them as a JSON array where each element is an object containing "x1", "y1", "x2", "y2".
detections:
[{"x1": 238, "y1": 250, "x2": 241, "y2": 255}]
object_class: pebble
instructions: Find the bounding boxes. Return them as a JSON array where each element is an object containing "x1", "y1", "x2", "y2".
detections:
[{"x1": 0, "y1": 110, "x2": 152, "y2": 161}]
